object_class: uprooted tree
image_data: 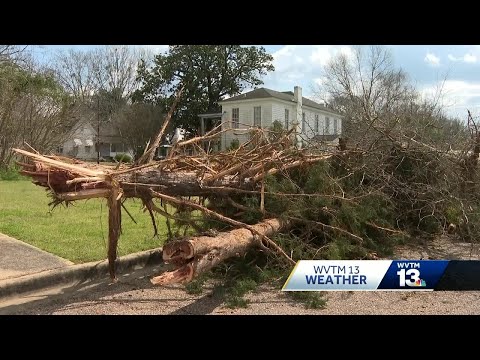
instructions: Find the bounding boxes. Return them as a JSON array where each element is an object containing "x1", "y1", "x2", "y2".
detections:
[
  {"x1": 12, "y1": 46, "x2": 480, "y2": 287},
  {"x1": 13, "y1": 112, "x2": 480, "y2": 285},
  {"x1": 13, "y1": 108, "x2": 325, "y2": 281}
]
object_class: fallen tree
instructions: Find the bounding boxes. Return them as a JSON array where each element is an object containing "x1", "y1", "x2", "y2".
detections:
[
  {"x1": 8, "y1": 48, "x2": 480, "y2": 297},
  {"x1": 14, "y1": 147, "x2": 333, "y2": 198},
  {"x1": 13, "y1": 128, "x2": 327, "y2": 277},
  {"x1": 13, "y1": 116, "x2": 480, "y2": 285},
  {"x1": 13, "y1": 112, "x2": 480, "y2": 288},
  {"x1": 12, "y1": 105, "x2": 337, "y2": 281},
  {"x1": 151, "y1": 218, "x2": 285, "y2": 285}
]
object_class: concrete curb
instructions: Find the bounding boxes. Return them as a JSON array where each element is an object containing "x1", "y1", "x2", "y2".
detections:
[
  {"x1": 0, "y1": 233, "x2": 74, "y2": 266},
  {"x1": 0, "y1": 247, "x2": 164, "y2": 300}
]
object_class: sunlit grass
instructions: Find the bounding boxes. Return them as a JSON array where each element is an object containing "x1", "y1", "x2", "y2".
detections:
[{"x1": 0, "y1": 180, "x2": 170, "y2": 263}]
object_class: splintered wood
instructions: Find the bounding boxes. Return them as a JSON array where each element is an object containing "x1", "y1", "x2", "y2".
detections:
[{"x1": 14, "y1": 130, "x2": 333, "y2": 199}]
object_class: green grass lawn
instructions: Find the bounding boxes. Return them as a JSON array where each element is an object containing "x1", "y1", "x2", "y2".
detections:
[{"x1": 0, "y1": 180, "x2": 170, "y2": 263}]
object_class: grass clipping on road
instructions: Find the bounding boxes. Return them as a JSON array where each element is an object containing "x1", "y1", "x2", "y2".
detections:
[{"x1": 0, "y1": 180, "x2": 168, "y2": 263}]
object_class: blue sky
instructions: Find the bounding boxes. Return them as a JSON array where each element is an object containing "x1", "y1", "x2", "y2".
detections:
[{"x1": 31, "y1": 45, "x2": 480, "y2": 120}]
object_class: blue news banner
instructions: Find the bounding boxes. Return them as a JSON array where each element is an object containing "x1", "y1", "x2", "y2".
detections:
[{"x1": 282, "y1": 260, "x2": 480, "y2": 291}]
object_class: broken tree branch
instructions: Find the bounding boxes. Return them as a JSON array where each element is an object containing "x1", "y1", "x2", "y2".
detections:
[{"x1": 137, "y1": 84, "x2": 185, "y2": 165}]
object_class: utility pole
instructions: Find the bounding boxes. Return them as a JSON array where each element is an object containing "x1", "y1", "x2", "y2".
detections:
[{"x1": 97, "y1": 95, "x2": 100, "y2": 164}]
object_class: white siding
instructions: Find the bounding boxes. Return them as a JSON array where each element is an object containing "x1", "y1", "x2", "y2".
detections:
[
  {"x1": 219, "y1": 98, "x2": 343, "y2": 150},
  {"x1": 322, "y1": 114, "x2": 342, "y2": 135},
  {"x1": 62, "y1": 122, "x2": 97, "y2": 160},
  {"x1": 300, "y1": 108, "x2": 318, "y2": 140},
  {"x1": 220, "y1": 99, "x2": 274, "y2": 150},
  {"x1": 272, "y1": 102, "x2": 295, "y2": 130},
  {"x1": 61, "y1": 122, "x2": 135, "y2": 161},
  {"x1": 334, "y1": 117, "x2": 342, "y2": 135},
  {"x1": 302, "y1": 108, "x2": 343, "y2": 138}
]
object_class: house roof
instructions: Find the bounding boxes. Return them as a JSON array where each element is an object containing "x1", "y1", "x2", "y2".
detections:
[
  {"x1": 98, "y1": 122, "x2": 121, "y2": 137},
  {"x1": 219, "y1": 88, "x2": 341, "y2": 116},
  {"x1": 312, "y1": 134, "x2": 340, "y2": 142},
  {"x1": 198, "y1": 112, "x2": 223, "y2": 118}
]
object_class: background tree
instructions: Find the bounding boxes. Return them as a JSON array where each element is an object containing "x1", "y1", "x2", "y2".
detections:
[
  {"x1": 320, "y1": 46, "x2": 414, "y2": 143},
  {"x1": 134, "y1": 45, "x2": 275, "y2": 133},
  {"x1": 54, "y1": 45, "x2": 149, "y2": 106},
  {"x1": 316, "y1": 45, "x2": 473, "y2": 236},
  {"x1": 114, "y1": 102, "x2": 165, "y2": 158},
  {"x1": 319, "y1": 45, "x2": 467, "y2": 150},
  {"x1": 96, "y1": 46, "x2": 146, "y2": 99},
  {"x1": 54, "y1": 48, "x2": 100, "y2": 103},
  {"x1": 54, "y1": 46, "x2": 151, "y2": 162},
  {"x1": 0, "y1": 57, "x2": 77, "y2": 168},
  {"x1": 0, "y1": 45, "x2": 28, "y2": 65}
]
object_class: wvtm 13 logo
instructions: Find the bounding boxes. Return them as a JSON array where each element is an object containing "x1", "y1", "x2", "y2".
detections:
[{"x1": 396, "y1": 262, "x2": 427, "y2": 287}]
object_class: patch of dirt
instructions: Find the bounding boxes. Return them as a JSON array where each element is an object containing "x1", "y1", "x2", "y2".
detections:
[{"x1": 393, "y1": 234, "x2": 480, "y2": 260}]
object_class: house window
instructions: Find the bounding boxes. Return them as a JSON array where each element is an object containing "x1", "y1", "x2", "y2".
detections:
[
  {"x1": 111, "y1": 143, "x2": 117, "y2": 152},
  {"x1": 254, "y1": 106, "x2": 261, "y2": 127},
  {"x1": 284, "y1": 109, "x2": 289, "y2": 129},
  {"x1": 85, "y1": 139, "x2": 94, "y2": 154},
  {"x1": 325, "y1": 117, "x2": 330, "y2": 135},
  {"x1": 315, "y1": 114, "x2": 319, "y2": 134},
  {"x1": 56, "y1": 146, "x2": 63, "y2": 154},
  {"x1": 333, "y1": 118, "x2": 338, "y2": 135},
  {"x1": 232, "y1": 108, "x2": 239, "y2": 129},
  {"x1": 302, "y1": 112, "x2": 306, "y2": 133}
]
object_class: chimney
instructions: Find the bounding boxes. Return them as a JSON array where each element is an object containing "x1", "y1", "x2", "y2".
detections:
[
  {"x1": 293, "y1": 86, "x2": 303, "y2": 147},
  {"x1": 294, "y1": 86, "x2": 302, "y2": 105}
]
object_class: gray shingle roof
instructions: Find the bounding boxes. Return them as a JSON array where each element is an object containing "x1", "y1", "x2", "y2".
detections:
[
  {"x1": 313, "y1": 134, "x2": 340, "y2": 142},
  {"x1": 219, "y1": 87, "x2": 341, "y2": 116}
]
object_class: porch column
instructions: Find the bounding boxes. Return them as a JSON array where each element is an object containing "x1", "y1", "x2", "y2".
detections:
[{"x1": 200, "y1": 116, "x2": 205, "y2": 136}]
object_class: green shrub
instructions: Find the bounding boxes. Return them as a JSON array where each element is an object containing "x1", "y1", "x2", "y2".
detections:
[
  {"x1": 289, "y1": 291, "x2": 326, "y2": 309},
  {"x1": 0, "y1": 167, "x2": 24, "y2": 181},
  {"x1": 445, "y1": 203, "x2": 463, "y2": 225},
  {"x1": 185, "y1": 274, "x2": 208, "y2": 295},
  {"x1": 114, "y1": 153, "x2": 132, "y2": 163},
  {"x1": 227, "y1": 139, "x2": 240, "y2": 151}
]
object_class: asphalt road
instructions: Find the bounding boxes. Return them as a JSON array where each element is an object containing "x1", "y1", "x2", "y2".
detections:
[
  {"x1": 2, "y1": 261, "x2": 480, "y2": 315},
  {"x1": 2, "y1": 235, "x2": 480, "y2": 315}
]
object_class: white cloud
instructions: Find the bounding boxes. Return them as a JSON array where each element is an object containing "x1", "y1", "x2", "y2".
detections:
[
  {"x1": 421, "y1": 80, "x2": 480, "y2": 119},
  {"x1": 309, "y1": 45, "x2": 355, "y2": 66},
  {"x1": 272, "y1": 45, "x2": 304, "y2": 71},
  {"x1": 262, "y1": 45, "x2": 480, "y2": 120},
  {"x1": 424, "y1": 52, "x2": 440, "y2": 66},
  {"x1": 447, "y1": 53, "x2": 477, "y2": 63},
  {"x1": 309, "y1": 46, "x2": 333, "y2": 66},
  {"x1": 264, "y1": 45, "x2": 354, "y2": 95},
  {"x1": 464, "y1": 53, "x2": 477, "y2": 63}
]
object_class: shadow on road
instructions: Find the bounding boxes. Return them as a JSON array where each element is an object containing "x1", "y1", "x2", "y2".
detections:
[{"x1": 0, "y1": 261, "x2": 242, "y2": 315}]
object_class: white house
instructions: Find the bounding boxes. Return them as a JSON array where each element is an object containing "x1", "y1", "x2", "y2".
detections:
[
  {"x1": 218, "y1": 86, "x2": 342, "y2": 150},
  {"x1": 57, "y1": 120, "x2": 134, "y2": 161},
  {"x1": 59, "y1": 121, "x2": 97, "y2": 160}
]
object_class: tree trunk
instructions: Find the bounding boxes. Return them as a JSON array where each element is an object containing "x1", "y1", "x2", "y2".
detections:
[
  {"x1": 13, "y1": 147, "x2": 332, "y2": 199},
  {"x1": 119, "y1": 170, "x2": 253, "y2": 197},
  {"x1": 151, "y1": 218, "x2": 285, "y2": 285},
  {"x1": 108, "y1": 186, "x2": 122, "y2": 280},
  {"x1": 17, "y1": 164, "x2": 257, "y2": 197}
]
